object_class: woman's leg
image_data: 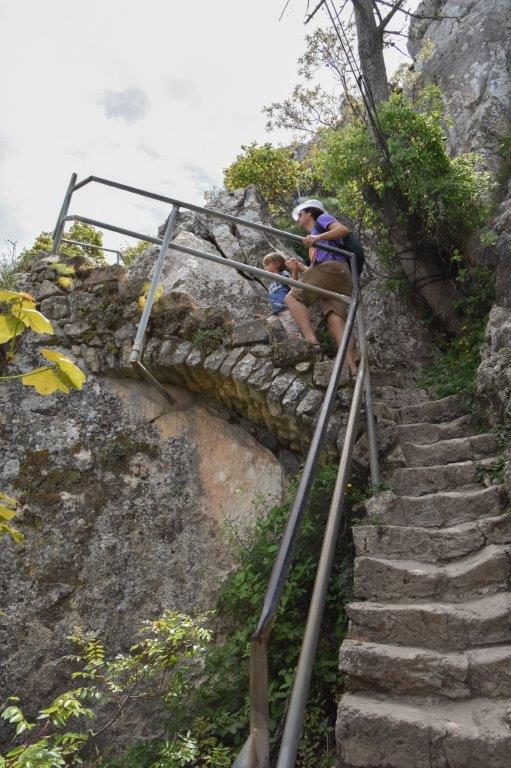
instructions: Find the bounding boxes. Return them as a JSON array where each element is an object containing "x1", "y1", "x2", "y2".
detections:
[
  {"x1": 326, "y1": 312, "x2": 357, "y2": 375},
  {"x1": 284, "y1": 293, "x2": 318, "y2": 344}
]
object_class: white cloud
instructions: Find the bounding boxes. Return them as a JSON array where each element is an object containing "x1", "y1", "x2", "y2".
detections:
[
  {"x1": 99, "y1": 88, "x2": 150, "y2": 124},
  {"x1": 138, "y1": 143, "x2": 162, "y2": 160},
  {"x1": 166, "y1": 77, "x2": 200, "y2": 106},
  {"x1": 182, "y1": 162, "x2": 217, "y2": 194}
]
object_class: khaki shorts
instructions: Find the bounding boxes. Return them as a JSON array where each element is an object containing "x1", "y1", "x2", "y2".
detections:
[{"x1": 289, "y1": 260, "x2": 353, "y2": 320}]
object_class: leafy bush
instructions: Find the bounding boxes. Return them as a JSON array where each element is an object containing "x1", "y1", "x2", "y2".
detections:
[
  {"x1": 0, "y1": 241, "x2": 22, "y2": 291},
  {"x1": 421, "y1": 263, "x2": 495, "y2": 399},
  {"x1": 121, "y1": 239, "x2": 151, "y2": 267},
  {"x1": 224, "y1": 142, "x2": 317, "y2": 218},
  {"x1": 314, "y1": 87, "x2": 493, "y2": 256},
  {"x1": 114, "y1": 464, "x2": 352, "y2": 767},
  {"x1": 18, "y1": 222, "x2": 105, "y2": 272}
]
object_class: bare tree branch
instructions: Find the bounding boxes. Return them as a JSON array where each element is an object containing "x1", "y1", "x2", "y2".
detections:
[
  {"x1": 371, "y1": 0, "x2": 383, "y2": 25},
  {"x1": 279, "y1": 0, "x2": 293, "y2": 21},
  {"x1": 375, "y1": 0, "x2": 461, "y2": 22},
  {"x1": 378, "y1": 0, "x2": 406, "y2": 30},
  {"x1": 305, "y1": 0, "x2": 327, "y2": 24}
]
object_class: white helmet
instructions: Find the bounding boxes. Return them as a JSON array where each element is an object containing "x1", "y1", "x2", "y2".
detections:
[{"x1": 292, "y1": 198, "x2": 325, "y2": 221}]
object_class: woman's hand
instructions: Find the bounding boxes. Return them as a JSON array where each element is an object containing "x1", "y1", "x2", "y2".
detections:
[{"x1": 303, "y1": 234, "x2": 320, "y2": 247}]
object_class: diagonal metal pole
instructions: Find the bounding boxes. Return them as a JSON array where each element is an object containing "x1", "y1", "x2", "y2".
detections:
[
  {"x1": 51, "y1": 172, "x2": 77, "y2": 256},
  {"x1": 129, "y1": 205, "x2": 180, "y2": 405},
  {"x1": 276, "y1": 356, "x2": 367, "y2": 768}
]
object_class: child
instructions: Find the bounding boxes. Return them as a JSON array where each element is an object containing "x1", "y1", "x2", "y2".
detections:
[{"x1": 262, "y1": 252, "x2": 292, "y2": 316}]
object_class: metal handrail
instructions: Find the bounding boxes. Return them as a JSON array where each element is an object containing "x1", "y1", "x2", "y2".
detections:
[
  {"x1": 50, "y1": 173, "x2": 380, "y2": 766},
  {"x1": 60, "y1": 238, "x2": 123, "y2": 265}
]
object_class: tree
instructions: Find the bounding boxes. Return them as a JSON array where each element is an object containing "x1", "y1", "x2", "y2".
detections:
[
  {"x1": 224, "y1": 142, "x2": 306, "y2": 217},
  {"x1": 272, "y1": 0, "x2": 468, "y2": 331}
]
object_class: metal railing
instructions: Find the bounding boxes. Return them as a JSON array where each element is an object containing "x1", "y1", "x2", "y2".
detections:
[
  {"x1": 51, "y1": 172, "x2": 380, "y2": 767},
  {"x1": 61, "y1": 238, "x2": 123, "y2": 265}
]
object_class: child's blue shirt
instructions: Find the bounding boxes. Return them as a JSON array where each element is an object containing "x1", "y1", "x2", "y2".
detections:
[{"x1": 268, "y1": 269, "x2": 291, "y2": 315}]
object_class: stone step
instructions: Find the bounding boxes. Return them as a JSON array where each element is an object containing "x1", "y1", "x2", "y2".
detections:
[
  {"x1": 347, "y1": 592, "x2": 511, "y2": 651},
  {"x1": 336, "y1": 693, "x2": 511, "y2": 768},
  {"x1": 374, "y1": 394, "x2": 465, "y2": 426},
  {"x1": 395, "y1": 414, "x2": 474, "y2": 445},
  {"x1": 372, "y1": 385, "x2": 429, "y2": 408},
  {"x1": 401, "y1": 433, "x2": 499, "y2": 468},
  {"x1": 365, "y1": 486, "x2": 507, "y2": 528},
  {"x1": 389, "y1": 459, "x2": 498, "y2": 496},
  {"x1": 397, "y1": 394, "x2": 466, "y2": 425},
  {"x1": 353, "y1": 544, "x2": 511, "y2": 602},
  {"x1": 353, "y1": 514, "x2": 511, "y2": 563},
  {"x1": 340, "y1": 640, "x2": 511, "y2": 700}
]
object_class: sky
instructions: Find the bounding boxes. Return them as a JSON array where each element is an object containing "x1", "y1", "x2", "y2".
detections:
[{"x1": 0, "y1": 0, "x2": 415, "y2": 256}]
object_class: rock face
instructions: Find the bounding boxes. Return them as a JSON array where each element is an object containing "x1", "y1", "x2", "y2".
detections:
[
  {"x1": 408, "y1": 0, "x2": 511, "y2": 177},
  {"x1": 130, "y1": 185, "x2": 299, "y2": 324},
  {"x1": 0, "y1": 373, "x2": 284, "y2": 724}
]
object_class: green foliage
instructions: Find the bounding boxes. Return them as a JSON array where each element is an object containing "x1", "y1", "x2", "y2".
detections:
[
  {"x1": 314, "y1": 88, "x2": 493, "y2": 255},
  {"x1": 421, "y1": 262, "x2": 495, "y2": 399},
  {"x1": 18, "y1": 223, "x2": 105, "y2": 272},
  {"x1": 421, "y1": 321, "x2": 486, "y2": 399},
  {"x1": 0, "y1": 491, "x2": 23, "y2": 543},
  {"x1": 0, "y1": 241, "x2": 22, "y2": 291},
  {"x1": 0, "y1": 289, "x2": 85, "y2": 396},
  {"x1": 142, "y1": 464, "x2": 352, "y2": 768},
  {"x1": 191, "y1": 326, "x2": 225, "y2": 355},
  {"x1": 224, "y1": 142, "x2": 316, "y2": 217},
  {"x1": 0, "y1": 612, "x2": 211, "y2": 768},
  {"x1": 121, "y1": 240, "x2": 150, "y2": 267}
]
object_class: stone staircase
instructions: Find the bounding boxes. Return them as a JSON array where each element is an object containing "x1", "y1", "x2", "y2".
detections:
[{"x1": 336, "y1": 389, "x2": 511, "y2": 767}]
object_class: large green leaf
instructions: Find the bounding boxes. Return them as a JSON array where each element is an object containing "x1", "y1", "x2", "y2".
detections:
[
  {"x1": 0, "y1": 290, "x2": 36, "y2": 308},
  {"x1": 13, "y1": 308, "x2": 54, "y2": 336},
  {"x1": 0, "y1": 314, "x2": 25, "y2": 344},
  {"x1": 21, "y1": 349, "x2": 86, "y2": 395}
]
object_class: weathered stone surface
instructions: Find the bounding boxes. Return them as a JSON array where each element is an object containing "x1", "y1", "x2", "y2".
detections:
[
  {"x1": 354, "y1": 545, "x2": 511, "y2": 603},
  {"x1": 401, "y1": 433, "x2": 499, "y2": 468},
  {"x1": 337, "y1": 694, "x2": 511, "y2": 768},
  {"x1": 476, "y1": 306, "x2": 511, "y2": 423},
  {"x1": 409, "y1": 0, "x2": 511, "y2": 177},
  {"x1": 348, "y1": 592, "x2": 511, "y2": 651},
  {"x1": 366, "y1": 486, "x2": 507, "y2": 528},
  {"x1": 0, "y1": 378, "x2": 284, "y2": 737},
  {"x1": 36, "y1": 279, "x2": 63, "y2": 300},
  {"x1": 82, "y1": 264, "x2": 126, "y2": 286},
  {"x1": 230, "y1": 319, "x2": 269, "y2": 346}
]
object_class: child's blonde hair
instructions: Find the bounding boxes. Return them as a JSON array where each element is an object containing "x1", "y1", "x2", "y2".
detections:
[{"x1": 262, "y1": 252, "x2": 286, "y2": 270}]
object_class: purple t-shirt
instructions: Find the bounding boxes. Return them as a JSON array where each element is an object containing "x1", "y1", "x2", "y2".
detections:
[{"x1": 311, "y1": 212, "x2": 346, "y2": 264}]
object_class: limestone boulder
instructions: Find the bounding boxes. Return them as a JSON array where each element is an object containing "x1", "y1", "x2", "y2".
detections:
[
  {"x1": 0, "y1": 376, "x2": 284, "y2": 734},
  {"x1": 409, "y1": 0, "x2": 511, "y2": 176}
]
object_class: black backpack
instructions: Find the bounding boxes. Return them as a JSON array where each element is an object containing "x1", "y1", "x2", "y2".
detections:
[{"x1": 314, "y1": 220, "x2": 365, "y2": 276}]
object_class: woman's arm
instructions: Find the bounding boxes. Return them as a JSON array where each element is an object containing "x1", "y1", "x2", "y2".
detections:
[{"x1": 303, "y1": 221, "x2": 349, "y2": 247}]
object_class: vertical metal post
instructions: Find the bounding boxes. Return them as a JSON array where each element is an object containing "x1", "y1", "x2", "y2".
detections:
[
  {"x1": 350, "y1": 256, "x2": 380, "y2": 487},
  {"x1": 52, "y1": 172, "x2": 77, "y2": 255},
  {"x1": 129, "y1": 205, "x2": 179, "y2": 363}
]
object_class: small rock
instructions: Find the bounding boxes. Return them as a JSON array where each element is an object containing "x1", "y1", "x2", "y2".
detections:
[{"x1": 37, "y1": 280, "x2": 63, "y2": 300}]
